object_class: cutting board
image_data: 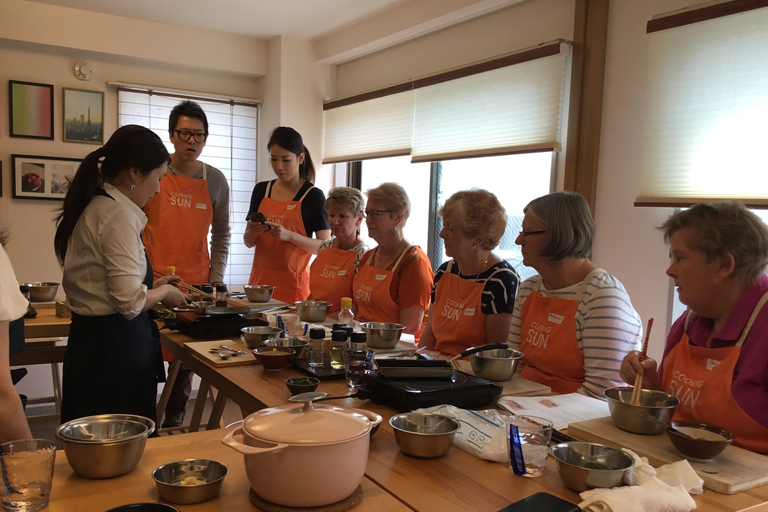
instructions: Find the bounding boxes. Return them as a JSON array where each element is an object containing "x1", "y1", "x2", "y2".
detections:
[
  {"x1": 568, "y1": 416, "x2": 768, "y2": 494},
  {"x1": 185, "y1": 339, "x2": 257, "y2": 367},
  {"x1": 453, "y1": 360, "x2": 550, "y2": 397}
]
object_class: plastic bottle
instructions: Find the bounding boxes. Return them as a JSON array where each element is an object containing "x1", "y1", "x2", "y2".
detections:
[
  {"x1": 308, "y1": 328, "x2": 326, "y2": 368},
  {"x1": 330, "y1": 329, "x2": 347, "y2": 369},
  {"x1": 338, "y1": 297, "x2": 355, "y2": 328},
  {"x1": 215, "y1": 283, "x2": 228, "y2": 308}
]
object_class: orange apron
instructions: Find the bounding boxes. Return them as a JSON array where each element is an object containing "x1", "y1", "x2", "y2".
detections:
[
  {"x1": 309, "y1": 244, "x2": 357, "y2": 314},
  {"x1": 143, "y1": 166, "x2": 213, "y2": 285},
  {"x1": 662, "y1": 292, "x2": 768, "y2": 453},
  {"x1": 353, "y1": 245, "x2": 411, "y2": 324},
  {"x1": 519, "y1": 271, "x2": 598, "y2": 394},
  {"x1": 432, "y1": 260, "x2": 500, "y2": 356},
  {"x1": 248, "y1": 182, "x2": 313, "y2": 304}
]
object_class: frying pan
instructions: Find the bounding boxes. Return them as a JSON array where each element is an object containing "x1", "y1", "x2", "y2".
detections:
[{"x1": 376, "y1": 342, "x2": 510, "y2": 379}]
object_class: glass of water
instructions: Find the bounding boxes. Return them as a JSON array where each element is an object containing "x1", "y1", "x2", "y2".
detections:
[
  {"x1": 506, "y1": 415, "x2": 553, "y2": 478},
  {"x1": 1, "y1": 439, "x2": 56, "y2": 512}
]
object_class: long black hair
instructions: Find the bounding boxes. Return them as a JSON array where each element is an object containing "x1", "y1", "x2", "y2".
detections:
[
  {"x1": 54, "y1": 125, "x2": 170, "y2": 263},
  {"x1": 267, "y1": 126, "x2": 316, "y2": 183}
]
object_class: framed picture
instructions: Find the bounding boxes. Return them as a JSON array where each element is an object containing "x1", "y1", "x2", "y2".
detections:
[
  {"x1": 11, "y1": 154, "x2": 81, "y2": 200},
  {"x1": 8, "y1": 81, "x2": 54, "y2": 139},
  {"x1": 63, "y1": 88, "x2": 104, "y2": 144}
]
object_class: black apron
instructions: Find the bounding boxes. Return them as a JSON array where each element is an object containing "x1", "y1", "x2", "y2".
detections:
[{"x1": 61, "y1": 190, "x2": 164, "y2": 426}]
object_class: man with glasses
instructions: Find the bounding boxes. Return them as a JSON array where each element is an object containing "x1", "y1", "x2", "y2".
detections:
[{"x1": 143, "y1": 100, "x2": 231, "y2": 428}]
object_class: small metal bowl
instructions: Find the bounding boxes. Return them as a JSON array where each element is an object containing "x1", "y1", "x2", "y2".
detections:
[
  {"x1": 389, "y1": 413, "x2": 460, "y2": 458},
  {"x1": 55, "y1": 414, "x2": 155, "y2": 479},
  {"x1": 667, "y1": 421, "x2": 733, "y2": 462},
  {"x1": 23, "y1": 282, "x2": 59, "y2": 302},
  {"x1": 265, "y1": 336, "x2": 311, "y2": 359},
  {"x1": 294, "y1": 300, "x2": 332, "y2": 322},
  {"x1": 360, "y1": 322, "x2": 405, "y2": 349},
  {"x1": 152, "y1": 459, "x2": 228, "y2": 505},
  {"x1": 105, "y1": 504, "x2": 179, "y2": 512},
  {"x1": 244, "y1": 284, "x2": 275, "y2": 303},
  {"x1": 604, "y1": 387, "x2": 680, "y2": 435},
  {"x1": 550, "y1": 441, "x2": 635, "y2": 492},
  {"x1": 285, "y1": 377, "x2": 320, "y2": 396},
  {"x1": 240, "y1": 326, "x2": 283, "y2": 349},
  {"x1": 469, "y1": 348, "x2": 523, "y2": 381},
  {"x1": 253, "y1": 346, "x2": 295, "y2": 371}
]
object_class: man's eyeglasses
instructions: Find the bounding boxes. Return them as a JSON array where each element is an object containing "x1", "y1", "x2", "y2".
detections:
[
  {"x1": 364, "y1": 210, "x2": 391, "y2": 219},
  {"x1": 519, "y1": 230, "x2": 546, "y2": 237},
  {"x1": 174, "y1": 130, "x2": 207, "y2": 143}
]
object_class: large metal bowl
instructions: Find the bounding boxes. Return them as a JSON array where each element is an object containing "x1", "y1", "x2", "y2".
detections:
[
  {"x1": 294, "y1": 301, "x2": 332, "y2": 322},
  {"x1": 152, "y1": 459, "x2": 228, "y2": 505},
  {"x1": 469, "y1": 348, "x2": 522, "y2": 381},
  {"x1": 389, "y1": 413, "x2": 460, "y2": 458},
  {"x1": 550, "y1": 441, "x2": 635, "y2": 492},
  {"x1": 604, "y1": 387, "x2": 680, "y2": 435},
  {"x1": 265, "y1": 336, "x2": 310, "y2": 358},
  {"x1": 244, "y1": 284, "x2": 275, "y2": 303},
  {"x1": 23, "y1": 282, "x2": 59, "y2": 302},
  {"x1": 360, "y1": 322, "x2": 405, "y2": 349},
  {"x1": 241, "y1": 326, "x2": 283, "y2": 349},
  {"x1": 55, "y1": 414, "x2": 155, "y2": 479}
]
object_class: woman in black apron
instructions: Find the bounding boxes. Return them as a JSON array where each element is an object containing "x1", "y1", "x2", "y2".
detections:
[{"x1": 54, "y1": 125, "x2": 186, "y2": 425}]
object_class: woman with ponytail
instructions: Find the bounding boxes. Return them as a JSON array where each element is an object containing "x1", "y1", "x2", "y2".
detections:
[
  {"x1": 244, "y1": 127, "x2": 330, "y2": 303},
  {"x1": 55, "y1": 125, "x2": 186, "y2": 424}
]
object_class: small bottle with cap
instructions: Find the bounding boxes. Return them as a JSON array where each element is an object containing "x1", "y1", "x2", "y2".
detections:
[
  {"x1": 166, "y1": 265, "x2": 176, "y2": 277},
  {"x1": 215, "y1": 283, "x2": 228, "y2": 307},
  {"x1": 308, "y1": 327, "x2": 326, "y2": 368},
  {"x1": 350, "y1": 331, "x2": 367, "y2": 350},
  {"x1": 330, "y1": 329, "x2": 347, "y2": 369},
  {"x1": 338, "y1": 297, "x2": 355, "y2": 328}
]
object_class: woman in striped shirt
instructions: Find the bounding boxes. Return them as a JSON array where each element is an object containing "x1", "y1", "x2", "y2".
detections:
[{"x1": 507, "y1": 191, "x2": 642, "y2": 398}]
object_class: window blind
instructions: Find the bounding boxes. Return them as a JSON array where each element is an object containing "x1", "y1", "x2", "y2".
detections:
[
  {"x1": 636, "y1": 6, "x2": 768, "y2": 207},
  {"x1": 117, "y1": 89, "x2": 259, "y2": 286}
]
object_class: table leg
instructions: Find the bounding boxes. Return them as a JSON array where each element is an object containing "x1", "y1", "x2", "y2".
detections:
[
  {"x1": 207, "y1": 388, "x2": 227, "y2": 430},
  {"x1": 156, "y1": 359, "x2": 181, "y2": 427},
  {"x1": 51, "y1": 362, "x2": 62, "y2": 414},
  {"x1": 188, "y1": 380, "x2": 211, "y2": 432}
]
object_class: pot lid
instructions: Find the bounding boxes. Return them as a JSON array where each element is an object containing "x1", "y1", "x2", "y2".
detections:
[{"x1": 243, "y1": 403, "x2": 371, "y2": 445}]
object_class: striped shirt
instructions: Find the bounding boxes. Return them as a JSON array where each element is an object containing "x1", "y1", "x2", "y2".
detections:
[
  {"x1": 431, "y1": 260, "x2": 520, "y2": 315},
  {"x1": 507, "y1": 269, "x2": 642, "y2": 399}
]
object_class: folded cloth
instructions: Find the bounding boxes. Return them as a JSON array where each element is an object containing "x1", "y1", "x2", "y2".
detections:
[
  {"x1": 578, "y1": 476, "x2": 696, "y2": 512},
  {"x1": 656, "y1": 460, "x2": 704, "y2": 495}
]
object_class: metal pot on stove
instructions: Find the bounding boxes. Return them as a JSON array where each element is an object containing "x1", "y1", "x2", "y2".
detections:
[{"x1": 221, "y1": 394, "x2": 381, "y2": 507}]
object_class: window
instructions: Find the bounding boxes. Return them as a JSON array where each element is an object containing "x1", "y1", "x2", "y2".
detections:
[
  {"x1": 117, "y1": 89, "x2": 259, "y2": 286},
  {"x1": 636, "y1": 4, "x2": 768, "y2": 207}
]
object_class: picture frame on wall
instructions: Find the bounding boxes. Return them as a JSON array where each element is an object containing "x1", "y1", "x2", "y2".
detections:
[
  {"x1": 63, "y1": 88, "x2": 104, "y2": 144},
  {"x1": 11, "y1": 154, "x2": 81, "y2": 200},
  {"x1": 8, "y1": 80, "x2": 54, "y2": 140}
]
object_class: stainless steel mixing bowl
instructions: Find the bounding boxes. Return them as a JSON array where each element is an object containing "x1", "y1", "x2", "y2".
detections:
[
  {"x1": 360, "y1": 322, "x2": 405, "y2": 349},
  {"x1": 23, "y1": 282, "x2": 59, "y2": 302},
  {"x1": 604, "y1": 387, "x2": 680, "y2": 435},
  {"x1": 243, "y1": 284, "x2": 275, "y2": 302},
  {"x1": 550, "y1": 441, "x2": 635, "y2": 492},
  {"x1": 241, "y1": 326, "x2": 283, "y2": 349},
  {"x1": 294, "y1": 301, "x2": 332, "y2": 322},
  {"x1": 152, "y1": 459, "x2": 228, "y2": 504},
  {"x1": 389, "y1": 413, "x2": 460, "y2": 458},
  {"x1": 469, "y1": 348, "x2": 523, "y2": 381}
]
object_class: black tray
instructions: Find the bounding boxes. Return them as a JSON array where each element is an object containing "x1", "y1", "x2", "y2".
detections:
[
  {"x1": 175, "y1": 312, "x2": 267, "y2": 339},
  {"x1": 362, "y1": 370, "x2": 502, "y2": 412},
  {"x1": 375, "y1": 358, "x2": 453, "y2": 378},
  {"x1": 291, "y1": 357, "x2": 346, "y2": 380}
]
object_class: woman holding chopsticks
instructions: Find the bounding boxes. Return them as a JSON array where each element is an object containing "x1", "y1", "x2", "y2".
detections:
[
  {"x1": 620, "y1": 201, "x2": 768, "y2": 452},
  {"x1": 507, "y1": 191, "x2": 642, "y2": 398}
]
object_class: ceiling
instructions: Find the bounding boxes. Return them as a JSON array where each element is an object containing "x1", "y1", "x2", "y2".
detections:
[{"x1": 24, "y1": 0, "x2": 405, "y2": 39}]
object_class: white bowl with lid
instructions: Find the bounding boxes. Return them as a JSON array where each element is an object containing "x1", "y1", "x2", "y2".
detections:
[{"x1": 222, "y1": 392, "x2": 381, "y2": 507}]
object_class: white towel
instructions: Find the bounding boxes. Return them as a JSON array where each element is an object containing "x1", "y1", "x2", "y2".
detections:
[{"x1": 578, "y1": 476, "x2": 696, "y2": 512}]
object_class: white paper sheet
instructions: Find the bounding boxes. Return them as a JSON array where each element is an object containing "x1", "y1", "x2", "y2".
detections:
[{"x1": 497, "y1": 393, "x2": 609, "y2": 430}]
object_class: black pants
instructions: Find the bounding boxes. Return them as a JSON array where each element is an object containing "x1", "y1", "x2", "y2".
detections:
[{"x1": 162, "y1": 362, "x2": 193, "y2": 428}]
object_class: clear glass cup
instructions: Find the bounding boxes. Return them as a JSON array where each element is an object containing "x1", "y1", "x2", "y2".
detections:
[
  {"x1": 342, "y1": 349, "x2": 371, "y2": 388},
  {"x1": 1, "y1": 439, "x2": 57, "y2": 512},
  {"x1": 506, "y1": 415, "x2": 553, "y2": 478}
]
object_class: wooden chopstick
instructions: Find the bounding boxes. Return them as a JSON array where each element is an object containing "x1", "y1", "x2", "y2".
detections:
[
  {"x1": 630, "y1": 318, "x2": 654, "y2": 405},
  {"x1": 152, "y1": 270, "x2": 235, "y2": 305}
]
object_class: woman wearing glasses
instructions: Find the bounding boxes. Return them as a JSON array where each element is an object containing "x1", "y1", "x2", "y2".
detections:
[
  {"x1": 352, "y1": 183, "x2": 434, "y2": 341},
  {"x1": 245, "y1": 127, "x2": 331, "y2": 303},
  {"x1": 308, "y1": 187, "x2": 367, "y2": 314},
  {"x1": 419, "y1": 190, "x2": 520, "y2": 356},
  {"x1": 507, "y1": 191, "x2": 642, "y2": 398}
]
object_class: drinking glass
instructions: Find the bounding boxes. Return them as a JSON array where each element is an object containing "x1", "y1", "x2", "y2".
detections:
[
  {"x1": 506, "y1": 415, "x2": 553, "y2": 477},
  {"x1": 1, "y1": 439, "x2": 57, "y2": 512},
  {"x1": 342, "y1": 349, "x2": 371, "y2": 388}
]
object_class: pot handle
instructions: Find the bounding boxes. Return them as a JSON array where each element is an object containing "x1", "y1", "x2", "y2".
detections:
[
  {"x1": 351, "y1": 409, "x2": 383, "y2": 429},
  {"x1": 221, "y1": 427, "x2": 287, "y2": 455}
]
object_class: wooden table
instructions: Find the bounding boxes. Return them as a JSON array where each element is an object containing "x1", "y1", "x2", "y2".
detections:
[
  {"x1": 158, "y1": 329, "x2": 768, "y2": 512},
  {"x1": 23, "y1": 303, "x2": 71, "y2": 339}
]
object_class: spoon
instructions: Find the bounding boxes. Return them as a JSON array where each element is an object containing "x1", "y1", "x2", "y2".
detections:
[
  {"x1": 640, "y1": 411, "x2": 696, "y2": 440},
  {"x1": 208, "y1": 349, "x2": 230, "y2": 360},
  {"x1": 219, "y1": 345, "x2": 248, "y2": 356}
]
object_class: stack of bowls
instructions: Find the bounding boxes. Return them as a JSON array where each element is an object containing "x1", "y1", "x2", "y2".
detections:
[
  {"x1": 55, "y1": 414, "x2": 155, "y2": 478},
  {"x1": 604, "y1": 387, "x2": 680, "y2": 435},
  {"x1": 360, "y1": 322, "x2": 405, "y2": 349}
]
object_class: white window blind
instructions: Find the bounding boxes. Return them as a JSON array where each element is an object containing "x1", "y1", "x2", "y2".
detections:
[
  {"x1": 322, "y1": 41, "x2": 569, "y2": 164},
  {"x1": 117, "y1": 89, "x2": 259, "y2": 286},
  {"x1": 636, "y1": 6, "x2": 768, "y2": 207}
]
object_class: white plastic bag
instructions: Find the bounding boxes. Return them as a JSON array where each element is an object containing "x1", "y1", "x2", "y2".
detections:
[{"x1": 412, "y1": 404, "x2": 508, "y2": 462}]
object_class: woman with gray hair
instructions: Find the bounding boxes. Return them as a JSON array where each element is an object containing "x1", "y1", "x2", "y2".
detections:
[
  {"x1": 352, "y1": 183, "x2": 434, "y2": 341},
  {"x1": 621, "y1": 201, "x2": 768, "y2": 452},
  {"x1": 508, "y1": 191, "x2": 642, "y2": 398},
  {"x1": 308, "y1": 187, "x2": 367, "y2": 314},
  {"x1": 419, "y1": 189, "x2": 520, "y2": 356}
]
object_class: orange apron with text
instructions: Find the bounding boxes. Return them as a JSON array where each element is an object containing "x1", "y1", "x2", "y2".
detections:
[
  {"x1": 661, "y1": 292, "x2": 768, "y2": 452},
  {"x1": 309, "y1": 245, "x2": 356, "y2": 314},
  {"x1": 353, "y1": 246, "x2": 412, "y2": 330},
  {"x1": 519, "y1": 274, "x2": 595, "y2": 394},
  {"x1": 431, "y1": 260, "x2": 493, "y2": 356},
  {"x1": 143, "y1": 167, "x2": 213, "y2": 285},
  {"x1": 248, "y1": 182, "x2": 313, "y2": 304}
]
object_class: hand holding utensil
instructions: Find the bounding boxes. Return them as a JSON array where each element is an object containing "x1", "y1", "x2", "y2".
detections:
[{"x1": 631, "y1": 318, "x2": 653, "y2": 406}]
